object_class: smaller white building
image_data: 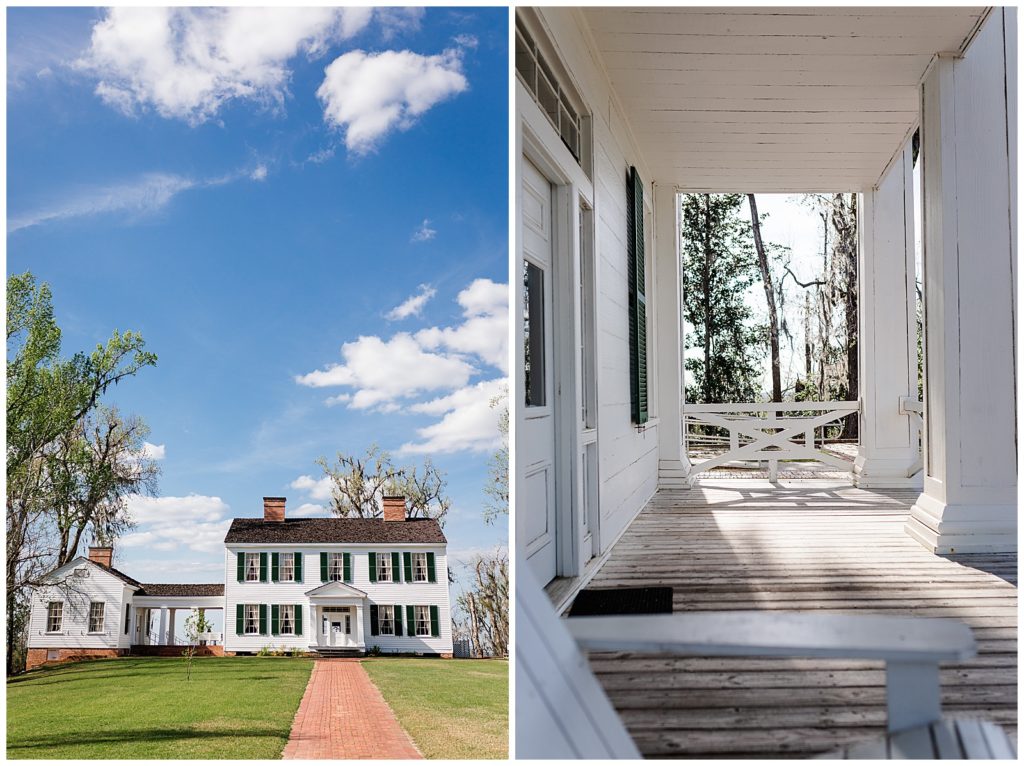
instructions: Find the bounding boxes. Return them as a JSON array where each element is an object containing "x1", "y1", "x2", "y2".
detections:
[{"x1": 25, "y1": 495, "x2": 453, "y2": 669}]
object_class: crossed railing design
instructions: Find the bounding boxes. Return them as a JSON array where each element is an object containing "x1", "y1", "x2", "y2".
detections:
[{"x1": 683, "y1": 401, "x2": 860, "y2": 485}]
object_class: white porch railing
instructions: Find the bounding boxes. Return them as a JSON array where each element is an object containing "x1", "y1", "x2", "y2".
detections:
[{"x1": 683, "y1": 401, "x2": 860, "y2": 485}]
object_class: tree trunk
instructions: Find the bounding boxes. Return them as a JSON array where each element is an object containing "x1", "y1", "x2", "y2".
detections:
[
  {"x1": 804, "y1": 292, "x2": 813, "y2": 387},
  {"x1": 701, "y1": 195, "x2": 714, "y2": 402},
  {"x1": 747, "y1": 194, "x2": 782, "y2": 402}
]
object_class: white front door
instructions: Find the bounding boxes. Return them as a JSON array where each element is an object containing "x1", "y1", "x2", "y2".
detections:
[
  {"x1": 323, "y1": 607, "x2": 354, "y2": 647},
  {"x1": 517, "y1": 157, "x2": 558, "y2": 586}
]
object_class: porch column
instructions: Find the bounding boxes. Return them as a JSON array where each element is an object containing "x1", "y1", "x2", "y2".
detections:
[
  {"x1": 167, "y1": 608, "x2": 176, "y2": 645},
  {"x1": 653, "y1": 182, "x2": 691, "y2": 485},
  {"x1": 156, "y1": 608, "x2": 168, "y2": 645},
  {"x1": 853, "y1": 144, "x2": 921, "y2": 488},
  {"x1": 908, "y1": 9, "x2": 1017, "y2": 553}
]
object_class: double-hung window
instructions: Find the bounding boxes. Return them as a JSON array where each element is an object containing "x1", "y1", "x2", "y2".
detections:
[
  {"x1": 46, "y1": 602, "x2": 63, "y2": 633},
  {"x1": 279, "y1": 605, "x2": 295, "y2": 635},
  {"x1": 244, "y1": 604, "x2": 260, "y2": 635},
  {"x1": 245, "y1": 552, "x2": 260, "y2": 582},
  {"x1": 279, "y1": 553, "x2": 295, "y2": 582},
  {"x1": 414, "y1": 605, "x2": 430, "y2": 637},
  {"x1": 88, "y1": 602, "x2": 105, "y2": 633},
  {"x1": 328, "y1": 553, "x2": 344, "y2": 581},
  {"x1": 376, "y1": 553, "x2": 393, "y2": 582},
  {"x1": 412, "y1": 553, "x2": 428, "y2": 582},
  {"x1": 379, "y1": 605, "x2": 395, "y2": 636}
]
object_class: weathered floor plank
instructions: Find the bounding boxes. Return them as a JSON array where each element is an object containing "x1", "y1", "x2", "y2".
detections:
[{"x1": 577, "y1": 479, "x2": 1018, "y2": 759}]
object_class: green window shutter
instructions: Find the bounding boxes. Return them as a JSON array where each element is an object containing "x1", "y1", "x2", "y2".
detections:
[
  {"x1": 259, "y1": 604, "x2": 268, "y2": 635},
  {"x1": 271, "y1": 604, "x2": 280, "y2": 635},
  {"x1": 320, "y1": 552, "x2": 328, "y2": 582},
  {"x1": 235, "y1": 603, "x2": 244, "y2": 635},
  {"x1": 370, "y1": 604, "x2": 379, "y2": 636},
  {"x1": 403, "y1": 552, "x2": 413, "y2": 582},
  {"x1": 391, "y1": 552, "x2": 401, "y2": 580},
  {"x1": 406, "y1": 605, "x2": 415, "y2": 637},
  {"x1": 294, "y1": 605, "x2": 302, "y2": 636},
  {"x1": 626, "y1": 165, "x2": 649, "y2": 425},
  {"x1": 294, "y1": 552, "x2": 302, "y2": 582},
  {"x1": 394, "y1": 604, "x2": 403, "y2": 637},
  {"x1": 369, "y1": 553, "x2": 377, "y2": 583},
  {"x1": 429, "y1": 605, "x2": 440, "y2": 638},
  {"x1": 343, "y1": 552, "x2": 352, "y2": 583},
  {"x1": 259, "y1": 552, "x2": 268, "y2": 582},
  {"x1": 271, "y1": 552, "x2": 279, "y2": 582},
  {"x1": 236, "y1": 552, "x2": 245, "y2": 582},
  {"x1": 427, "y1": 552, "x2": 436, "y2": 583}
]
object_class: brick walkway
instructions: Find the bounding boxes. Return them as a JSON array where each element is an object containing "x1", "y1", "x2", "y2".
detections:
[{"x1": 282, "y1": 660, "x2": 422, "y2": 760}]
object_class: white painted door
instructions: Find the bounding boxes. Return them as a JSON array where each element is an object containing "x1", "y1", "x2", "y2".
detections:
[{"x1": 517, "y1": 157, "x2": 557, "y2": 585}]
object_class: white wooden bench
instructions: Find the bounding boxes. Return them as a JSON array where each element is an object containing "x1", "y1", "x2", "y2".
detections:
[{"x1": 516, "y1": 559, "x2": 1015, "y2": 759}]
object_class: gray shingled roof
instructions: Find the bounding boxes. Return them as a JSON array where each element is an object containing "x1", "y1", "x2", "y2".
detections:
[
  {"x1": 136, "y1": 583, "x2": 225, "y2": 597},
  {"x1": 223, "y1": 517, "x2": 446, "y2": 545}
]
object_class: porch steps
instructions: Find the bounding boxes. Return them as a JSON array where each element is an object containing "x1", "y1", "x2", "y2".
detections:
[{"x1": 311, "y1": 647, "x2": 365, "y2": 658}]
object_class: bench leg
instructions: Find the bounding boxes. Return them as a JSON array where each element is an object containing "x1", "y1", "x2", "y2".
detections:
[{"x1": 886, "y1": 661, "x2": 943, "y2": 733}]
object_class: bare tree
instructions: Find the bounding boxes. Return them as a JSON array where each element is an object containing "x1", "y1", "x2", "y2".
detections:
[{"x1": 747, "y1": 194, "x2": 782, "y2": 402}]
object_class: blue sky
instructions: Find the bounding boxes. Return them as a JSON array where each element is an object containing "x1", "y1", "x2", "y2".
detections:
[{"x1": 7, "y1": 7, "x2": 509, "y2": 588}]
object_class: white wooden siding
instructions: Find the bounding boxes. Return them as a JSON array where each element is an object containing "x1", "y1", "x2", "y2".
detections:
[
  {"x1": 534, "y1": 8, "x2": 664, "y2": 554},
  {"x1": 26, "y1": 560, "x2": 134, "y2": 650},
  {"x1": 222, "y1": 544, "x2": 452, "y2": 654},
  {"x1": 581, "y1": 7, "x2": 989, "y2": 192}
]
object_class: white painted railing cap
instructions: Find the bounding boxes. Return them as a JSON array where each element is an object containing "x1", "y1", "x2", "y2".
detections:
[{"x1": 568, "y1": 611, "x2": 976, "y2": 663}]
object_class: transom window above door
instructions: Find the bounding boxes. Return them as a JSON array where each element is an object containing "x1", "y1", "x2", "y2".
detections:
[{"x1": 245, "y1": 552, "x2": 260, "y2": 581}]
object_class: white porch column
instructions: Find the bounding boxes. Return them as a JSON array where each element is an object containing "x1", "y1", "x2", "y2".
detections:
[
  {"x1": 853, "y1": 144, "x2": 921, "y2": 488},
  {"x1": 167, "y1": 608, "x2": 176, "y2": 645},
  {"x1": 654, "y1": 182, "x2": 691, "y2": 485},
  {"x1": 908, "y1": 10, "x2": 1017, "y2": 553},
  {"x1": 156, "y1": 608, "x2": 168, "y2": 646}
]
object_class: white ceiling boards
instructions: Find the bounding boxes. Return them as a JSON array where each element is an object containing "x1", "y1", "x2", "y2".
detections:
[{"x1": 582, "y1": 7, "x2": 989, "y2": 192}]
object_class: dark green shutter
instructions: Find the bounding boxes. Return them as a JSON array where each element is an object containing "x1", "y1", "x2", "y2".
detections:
[
  {"x1": 259, "y1": 604, "x2": 268, "y2": 635},
  {"x1": 427, "y1": 552, "x2": 436, "y2": 583},
  {"x1": 235, "y1": 603, "x2": 244, "y2": 634},
  {"x1": 259, "y1": 552, "x2": 268, "y2": 582},
  {"x1": 271, "y1": 552, "x2": 279, "y2": 582},
  {"x1": 370, "y1": 604, "x2": 379, "y2": 636},
  {"x1": 391, "y1": 552, "x2": 401, "y2": 581},
  {"x1": 369, "y1": 553, "x2": 377, "y2": 582},
  {"x1": 430, "y1": 605, "x2": 440, "y2": 637},
  {"x1": 294, "y1": 605, "x2": 302, "y2": 635},
  {"x1": 406, "y1": 605, "x2": 416, "y2": 636},
  {"x1": 626, "y1": 165, "x2": 649, "y2": 425},
  {"x1": 394, "y1": 604, "x2": 403, "y2": 636},
  {"x1": 271, "y1": 604, "x2": 280, "y2": 635},
  {"x1": 343, "y1": 552, "x2": 352, "y2": 583},
  {"x1": 320, "y1": 552, "x2": 328, "y2": 582},
  {"x1": 403, "y1": 552, "x2": 413, "y2": 582},
  {"x1": 236, "y1": 552, "x2": 245, "y2": 582},
  {"x1": 294, "y1": 552, "x2": 302, "y2": 582}
]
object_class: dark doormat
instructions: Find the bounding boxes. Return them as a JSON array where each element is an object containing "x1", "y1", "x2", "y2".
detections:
[{"x1": 567, "y1": 586, "x2": 673, "y2": 616}]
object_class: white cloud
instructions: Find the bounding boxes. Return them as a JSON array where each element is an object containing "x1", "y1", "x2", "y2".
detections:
[
  {"x1": 386, "y1": 284, "x2": 436, "y2": 321},
  {"x1": 291, "y1": 503, "x2": 329, "y2": 518},
  {"x1": 317, "y1": 47, "x2": 467, "y2": 154},
  {"x1": 122, "y1": 494, "x2": 232, "y2": 554},
  {"x1": 453, "y1": 34, "x2": 479, "y2": 49},
  {"x1": 141, "y1": 442, "x2": 165, "y2": 460},
  {"x1": 250, "y1": 164, "x2": 268, "y2": 181},
  {"x1": 306, "y1": 146, "x2": 336, "y2": 165},
  {"x1": 398, "y1": 378, "x2": 506, "y2": 455},
  {"x1": 415, "y1": 278, "x2": 509, "y2": 373},
  {"x1": 290, "y1": 474, "x2": 334, "y2": 502},
  {"x1": 411, "y1": 219, "x2": 436, "y2": 242},
  {"x1": 295, "y1": 333, "x2": 475, "y2": 410},
  {"x1": 77, "y1": 7, "x2": 374, "y2": 124}
]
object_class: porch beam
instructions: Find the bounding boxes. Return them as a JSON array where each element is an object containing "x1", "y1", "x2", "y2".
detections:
[
  {"x1": 908, "y1": 9, "x2": 1017, "y2": 554},
  {"x1": 653, "y1": 182, "x2": 691, "y2": 485},
  {"x1": 854, "y1": 142, "x2": 922, "y2": 488}
]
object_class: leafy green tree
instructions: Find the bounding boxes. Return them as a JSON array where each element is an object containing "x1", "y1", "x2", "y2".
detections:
[{"x1": 681, "y1": 194, "x2": 764, "y2": 403}]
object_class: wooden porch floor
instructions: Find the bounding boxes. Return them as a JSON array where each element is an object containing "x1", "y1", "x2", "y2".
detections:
[{"x1": 578, "y1": 479, "x2": 1017, "y2": 759}]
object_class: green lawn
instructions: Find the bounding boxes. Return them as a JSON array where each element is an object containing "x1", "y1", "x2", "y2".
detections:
[
  {"x1": 362, "y1": 658, "x2": 508, "y2": 760},
  {"x1": 6, "y1": 656, "x2": 313, "y2": 759}
]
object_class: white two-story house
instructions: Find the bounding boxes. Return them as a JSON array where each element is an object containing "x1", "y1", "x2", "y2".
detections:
[{"x1": 24, "y1": 495, "x2": 453, "y2": 669}]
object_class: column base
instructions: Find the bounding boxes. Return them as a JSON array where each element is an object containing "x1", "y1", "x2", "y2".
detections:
[
  {"x1": 852, "y1": 455, "x2": 922, "y2": 489},
  {"x1": 906, "y1": 491, "x2": 1017, "y2": 553},
  {"x1": 658, "y1": 457, "x2": 692, "y2": 490}
]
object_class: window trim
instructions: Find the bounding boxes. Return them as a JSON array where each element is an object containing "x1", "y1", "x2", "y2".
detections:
[
  {"x1": 414, "y1": 605, "x2": 431, "y2": 637},
  {"x1": 46, "y1": 601, "x2": 63, "y2": 634},
  {"x1": 279, "y1": 604, "x2": 295, "y2": 635},
  {"x1": 412, "y1": 552, "x2": 429, "y2": 583},
  {"x1": 376, "y1": 552, "x2": 393, "y2": 583},
  {"x1": 327, "y1": 552, "x2": 344, "y2": 582},
  {"x1": 378, "y1": 605, "x2": 396, "y2": 636},
  {"x1": 244, "y1": 552, "x2": 260, "y2": 582},
  {"x1": 244, "y1": 604, "x2": 260, "y2": 635},
  {"x1": 88, "y1": 601, "x2": 105, "y2": 634},
  {"x1": 279, "y1": 553, "x2": 295, "y2": 583}
]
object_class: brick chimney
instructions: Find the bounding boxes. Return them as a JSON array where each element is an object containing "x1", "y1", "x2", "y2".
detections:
[
  {"x1": 263, "y1": 497, "x2": 286, "y2": 522},
  {"x1": 383, "y1": 495, "x2": 407, "y2": 522},
  {"x1": 88, "y1": 546, "x2": 113, "y2": 568}
]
